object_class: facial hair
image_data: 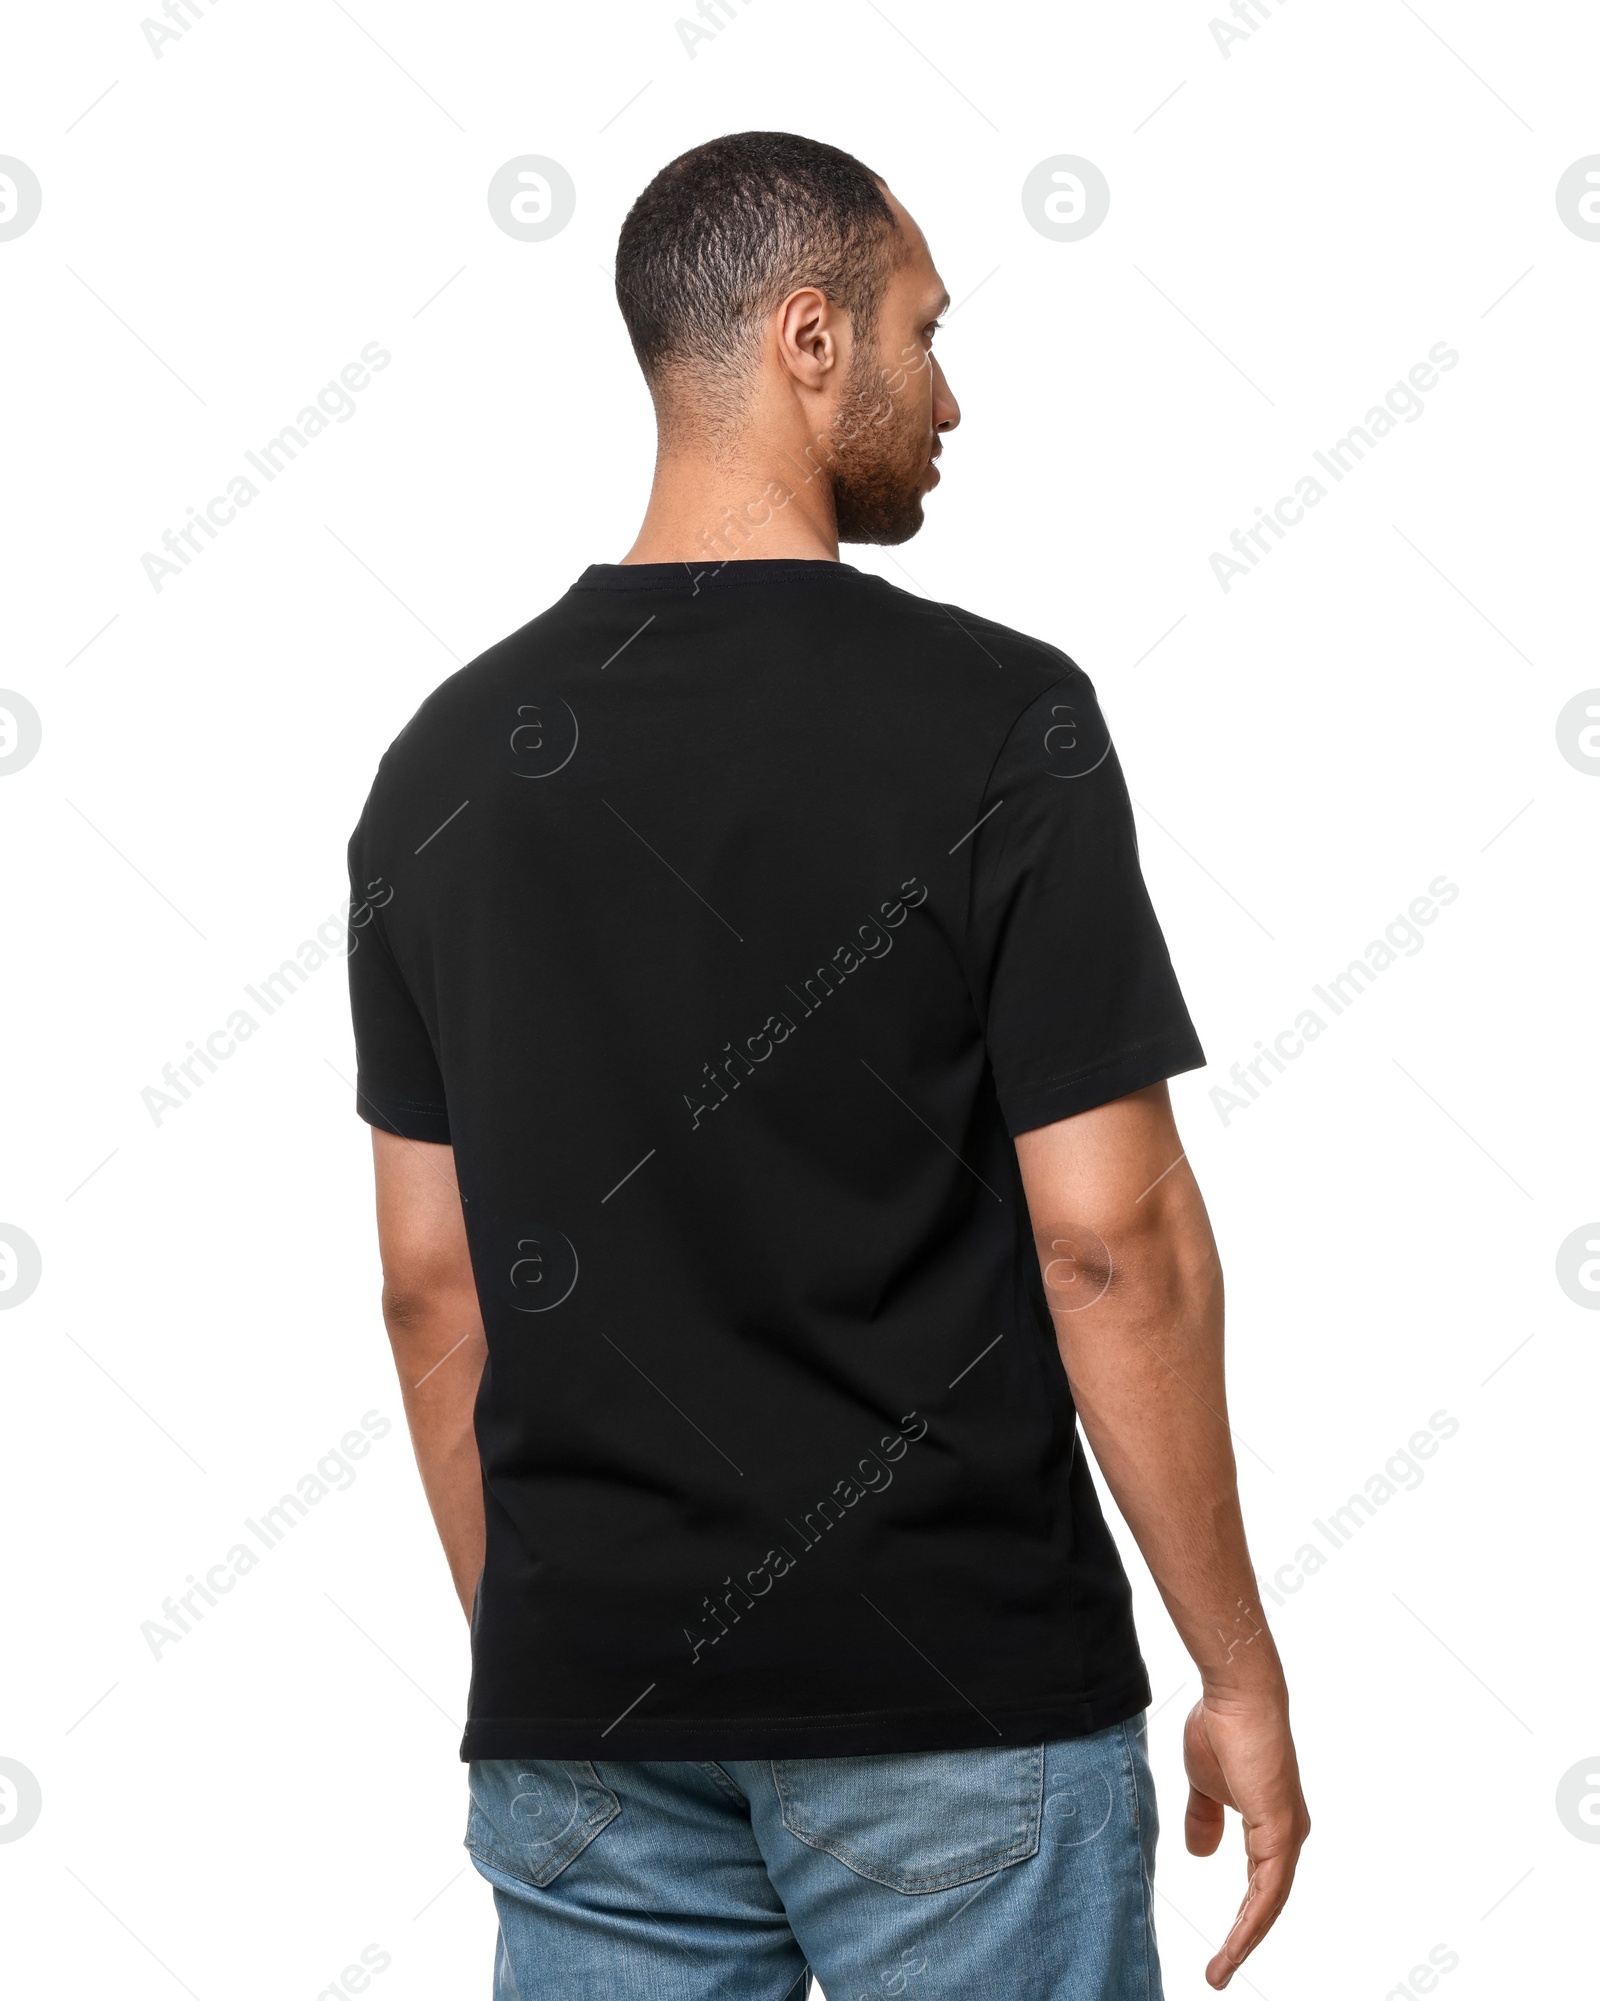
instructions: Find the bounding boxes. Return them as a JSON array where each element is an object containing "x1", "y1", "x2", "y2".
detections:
[{"x1": 828, "y1": 348, "x2": 935, "y2": 547}]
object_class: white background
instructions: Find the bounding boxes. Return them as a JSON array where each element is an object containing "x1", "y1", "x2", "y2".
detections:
[{"x1": 2, "y1": 1, "x2": 1596, "y2": 1996}]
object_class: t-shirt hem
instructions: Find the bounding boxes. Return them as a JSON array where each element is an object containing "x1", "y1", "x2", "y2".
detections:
[
  {"x1": 458, "y1": 1669, "x2": 1153, "y2": 1762},
  {"x1": 1000, "y1": 1031, "x2": 1207, "y2": 1138}
]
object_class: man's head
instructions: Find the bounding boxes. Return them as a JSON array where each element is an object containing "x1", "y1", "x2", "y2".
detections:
[{"x1": 615, "y1": 131, "x2": 958, "y2": 546}]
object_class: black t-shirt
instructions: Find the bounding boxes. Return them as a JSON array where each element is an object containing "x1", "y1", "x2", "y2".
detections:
[{"x1": 347, "y1": 559, "x2": 1205, "y2": 1761}]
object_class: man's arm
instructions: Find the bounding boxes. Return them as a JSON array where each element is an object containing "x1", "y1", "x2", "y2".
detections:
[
  {"x1": 1014, "y1": 1080, "x2": 1310, "y2": 1993},
  {"x1": 370, "y1": 1128, "x2": 488, "y2": 1620}
]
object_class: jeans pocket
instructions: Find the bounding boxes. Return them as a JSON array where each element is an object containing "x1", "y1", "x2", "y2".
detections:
[
  {"x1": 772, "y1": 1744, "x2": 1043, "y2": 1894},
  {"x1": 466, "y1": 1760, "x2": 622, "y2": 1888}
]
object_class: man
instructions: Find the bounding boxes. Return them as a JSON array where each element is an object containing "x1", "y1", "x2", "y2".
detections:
[{"x1": 347, "y1": 131, "x2": 1308, "y2": 2001}]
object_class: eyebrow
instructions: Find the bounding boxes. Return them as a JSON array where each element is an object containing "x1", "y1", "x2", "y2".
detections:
[{"x1": 929, "y1": 290, "x2": 951, "y2": 318}]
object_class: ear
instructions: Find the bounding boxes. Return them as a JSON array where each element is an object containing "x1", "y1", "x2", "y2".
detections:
[{"x1": 775, "y1": 286, "x2": 844, "y2": 389}]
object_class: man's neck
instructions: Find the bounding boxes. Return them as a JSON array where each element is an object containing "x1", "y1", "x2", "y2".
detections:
[{"x1": 619, "y1": 443, "x2": 841, "y2": 566}]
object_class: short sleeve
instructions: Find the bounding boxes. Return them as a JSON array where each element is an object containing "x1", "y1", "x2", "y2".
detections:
[
  {"x1": 346, "y1": 830, "x2": 451, "y2": 1144},
  {"x1": 966, "y1": 673, "x2": 1206, "y2": 1136}
]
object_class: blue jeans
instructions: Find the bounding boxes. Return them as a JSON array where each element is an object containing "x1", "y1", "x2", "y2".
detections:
[{"x1": 465, "y1": 1714, "x2": 1162, "y2": 2000}]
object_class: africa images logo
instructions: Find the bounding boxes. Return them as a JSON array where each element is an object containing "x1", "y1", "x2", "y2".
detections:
[
  {"x1": 683, "y1": 1414, "x2": 930, "y2": 1663},
  {"x1": 682, "y1": 877, "x2": 928, "y2": 1129}
]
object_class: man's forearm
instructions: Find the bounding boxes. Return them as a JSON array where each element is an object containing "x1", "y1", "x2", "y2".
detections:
[
  {"x1": 1050, "y1": 1208, "x2": 1275, "y2": 1691},
  {"x1": 1016, "y1": 1100, "x2": 1278, "y2": 1693},
  {"x1": 382, "y1": 1285, "x2": 488, "y2": 1620}
]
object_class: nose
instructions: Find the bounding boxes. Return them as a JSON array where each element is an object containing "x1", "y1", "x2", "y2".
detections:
[{"x1": 931, "y1": 354, "x2": 960, "y2": 435}]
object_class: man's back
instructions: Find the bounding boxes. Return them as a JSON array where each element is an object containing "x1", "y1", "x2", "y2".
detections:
[{"x1": 349, "y1": 556, "x2": 1203, "y2": 1760}]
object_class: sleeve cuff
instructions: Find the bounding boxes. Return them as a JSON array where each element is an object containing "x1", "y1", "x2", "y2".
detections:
[
  {"x1": 354, "y1": 1075, "x2": 452, "y2": 1145},
  {"x1": 998, "y1": 1030, "x2": 1207, "y2": 1138}
]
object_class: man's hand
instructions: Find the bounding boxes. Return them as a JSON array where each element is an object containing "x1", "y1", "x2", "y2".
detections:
[{"x1": 1184, "y1": 1692, "x2": 1311, "y2": 1989}]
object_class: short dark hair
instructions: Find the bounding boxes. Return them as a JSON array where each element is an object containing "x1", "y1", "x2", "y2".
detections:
[{"x1": 615, "y1": 132, "x2": 904, "y2": 401}]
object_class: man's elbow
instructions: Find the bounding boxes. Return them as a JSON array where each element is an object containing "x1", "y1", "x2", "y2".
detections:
[{"x1": 380, "y1": 1269, "x2": 481, "y2": 1341}]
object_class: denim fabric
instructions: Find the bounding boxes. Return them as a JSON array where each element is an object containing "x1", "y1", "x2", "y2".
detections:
[{"x1": 466, "y1": 1714, "x2": 1161, "y2": 2000}]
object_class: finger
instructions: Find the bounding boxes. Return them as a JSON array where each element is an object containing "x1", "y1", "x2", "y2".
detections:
[
  {"x1": 1185, "y1": 1784, "x2": 1226, "y2": 1856},
  {"x1": 1181, "y1": 1702, "x2": 1230, "y2": 1802},
  {"x1": 1204, "y1": 1850, "x2": 1297, "y2": 1989}
]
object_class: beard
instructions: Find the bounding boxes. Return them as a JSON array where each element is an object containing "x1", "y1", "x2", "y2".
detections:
[{"x1": 827, "y1": 351, "x2": 936, "y2": 547}]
